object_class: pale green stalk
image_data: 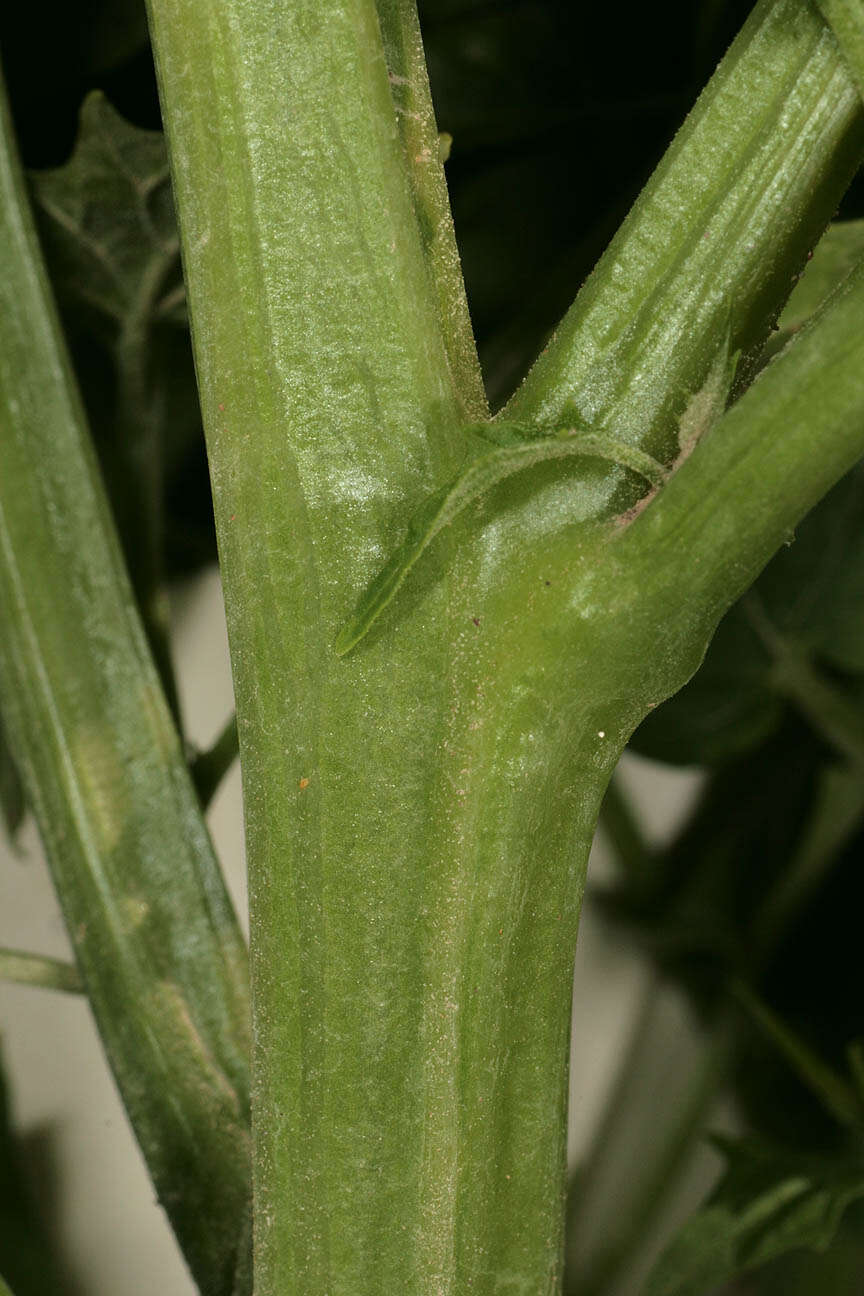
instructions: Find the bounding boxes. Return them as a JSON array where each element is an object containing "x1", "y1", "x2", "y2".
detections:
[
  {"x1": 0, "y1": 66, "x2": 250, "y2": 1296},
  {"x1": 144, "y1": 0, "x2": 864, "y2": 1293},
  {"x1": 0, "y1": 950, "x2": 83, "y2": 994},
  {"x1": 375, "y1": 0, "x2": 487, "y2": 419}
]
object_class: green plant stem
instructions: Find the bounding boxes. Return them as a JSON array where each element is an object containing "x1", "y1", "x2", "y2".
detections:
[
  {"x1": 375, "y1": 0, "x2": 487, "y2": 420},
  {"x1": 0, "y1": 66, "x2": 250, "y2": 1296},
  {"x1": 145, "y1": 2, "x2": 480, "y2": 1290},
  {"x1": 146, "y1": 0, "x2": 648, "y2": 1290},
  {"x1": 190, "y1": 712, "x2": 240, "y2": 808},
  {"x1": 617, "y1": 258, "x2": 864, "y2": 655},
  {"x1": 145, "y1": 0, "x2": 864, "y2": 1292},
  {"x1": 505, "y1": 0, "x2": 864, "y2": 458},
  {"x1": 0, "y1": 950, "x2": 83, "y2": 994}
]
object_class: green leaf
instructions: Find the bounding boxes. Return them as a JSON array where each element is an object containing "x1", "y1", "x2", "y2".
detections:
[
  {"x1": 630, "y1": 606, "x2": 779, "y2": 765},
  {"x1": 632, "y1": 457, "x2": 864, "y2": 765},
  {"x1": 0, "y1": 1050, "x2": 65, "y2": 1295},
  {"x1": 335, "y1": 424, "x2": 666, "y2": 655},
  {"x1": 645, "y1": 1136, "x2": 864, "y2": 1296},
  {"x1": 30, "y1": 91, "x2": 181, "y2": 331},
  {"x1": 30, "y1": 92, "x2": 209, "y2": 710},
  {"x1": 0, "y1": 713, "x2": 24, "y2": 840},
  {"x1": 731, "y1": 980, "x2": 862, "y2": 1130}
]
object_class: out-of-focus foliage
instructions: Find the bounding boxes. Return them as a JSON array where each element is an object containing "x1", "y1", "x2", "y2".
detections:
[
  {"x1": 0, "y1": 1051, "x2": 71, "y2": 1296},
  {"x1": 646, "y1": 1137, "x2": 864, "y2": 1296}
]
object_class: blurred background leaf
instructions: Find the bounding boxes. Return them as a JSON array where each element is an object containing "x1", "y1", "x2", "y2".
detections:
[
  {"x1": 0, "y1": 1048, "x2": 79, "y2": 1295},
  {"x1": 0, "y1": 719, "x2": 23, "y2": 844},
  {"x1": 645, "y1": 1136, "x2": 864, "y2": 1296}
]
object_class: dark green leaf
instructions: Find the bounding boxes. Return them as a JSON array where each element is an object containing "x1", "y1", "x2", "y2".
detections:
[
  {"x1": 79, "y1": 0, "x2": 150, "y2": 77},
  {"x1": 0, "y1": 1051, "x2": 67, "y2": 1296},
  {"x1": 746, "y1": 1211, "x2": 864, "y2": 1296},
  {"x1": 0, "y1": 69, "x2": 251, "y2": 1291},
  {"x1": 645, "y1": 1136, "x2": 864, "y2": 1296},
  {"x1": 731, "y1": 980, "x2": 862, "y2": 1131},
  {"x1": 29, "y1": 92, "x2": 212, "y2": 709},
  {"x1": 631, "y1": 607, "x2": 779, "y2": 765},
  {"x1": 190, "y1": 713, "x2": 239, "y2": 810},
  {"x1": 755, "y1": 460, "x2": 864, "y2": 673},
  {"x1": 631, "y1": 458, "x2": 864, "y2": 765},
  {"x1": 30, "y1": 92, "x2": 181, "y2": 331},
  {"x1": 0, "y1": 714, "x2": 24, "y2": 840},
  {"x1": 29, "y1": 89, "x2": 213, "y2": 589}
]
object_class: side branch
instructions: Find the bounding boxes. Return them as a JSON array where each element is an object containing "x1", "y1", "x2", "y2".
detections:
[
  {"x1": 505, "y1": 0, "x2": 864, "y2": 467},
  {"x1": 376, "y1": 0, "x2": 488, "y2": 419},
  {"x1": 622, "y1": 258, "x2": 864, "y2": 641}
]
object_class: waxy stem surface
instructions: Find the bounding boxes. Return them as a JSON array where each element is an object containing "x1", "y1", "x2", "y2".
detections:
[{"x1": 145, "y1": 0, "x2": 864, "y2": 1292}]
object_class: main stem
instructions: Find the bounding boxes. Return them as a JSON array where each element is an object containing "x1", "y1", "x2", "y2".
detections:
[
  {"x1": 144, "y1": 2, "x2": 617, "y2": 1289},
  {"x1": 146, "y1": 0, "x2": 864, "y2": 1292}
]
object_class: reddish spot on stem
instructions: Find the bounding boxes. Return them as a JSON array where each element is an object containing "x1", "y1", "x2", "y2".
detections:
[{"x1": 472, "y1": 616, "x2": 481, "y2": 627}]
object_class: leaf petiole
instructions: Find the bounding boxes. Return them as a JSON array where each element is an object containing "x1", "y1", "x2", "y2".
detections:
[{"x1": 335, "y1": 423, "x2": 666, "y2": 656}]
